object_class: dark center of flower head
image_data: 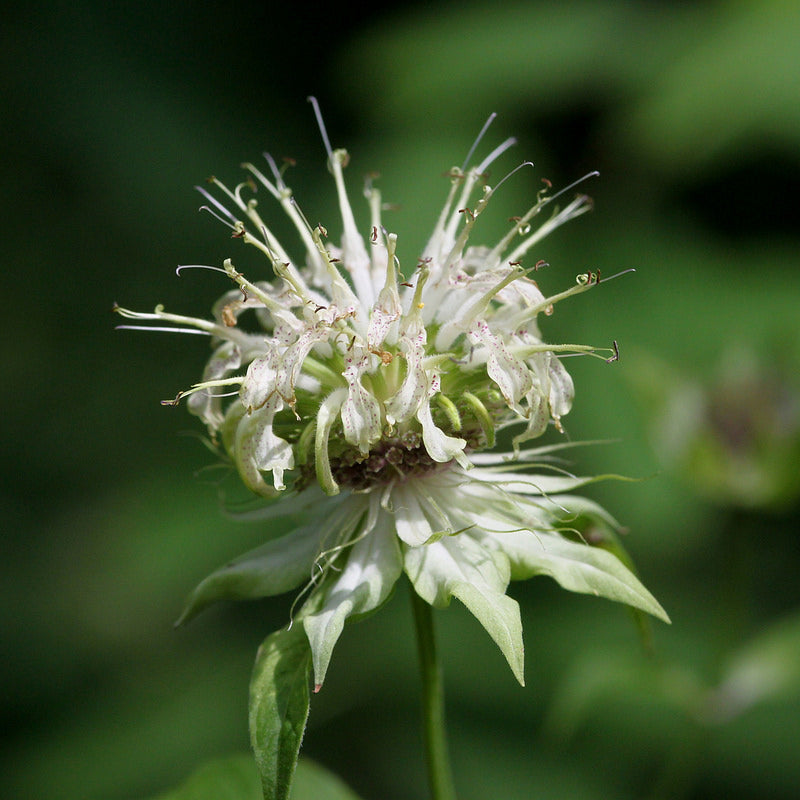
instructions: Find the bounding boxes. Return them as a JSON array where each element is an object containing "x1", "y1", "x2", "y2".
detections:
[
  {"x1": 320, "y1": 423, "x2": 489, "y2": 491},
  {"x1": 327, "y1": 431, "x2": 449, "y2": 491}
]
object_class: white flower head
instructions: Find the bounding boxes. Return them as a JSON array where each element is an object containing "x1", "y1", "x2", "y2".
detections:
[{"x1": 117, "y1": 99, "x2": 666, "y2": 688}]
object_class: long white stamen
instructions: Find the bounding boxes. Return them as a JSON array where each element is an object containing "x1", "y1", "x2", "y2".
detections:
[
  {"x1": 444, "y1": 168, "x2": 482, "y2": 246},
  {"x1": 307, "y1": 95, "x2": 333, "y2": 161},
  {"x1": 475, "y1": 136, "x2": 517, "y2": 176},
  {"x1": 116, "y1": 325, "x2": 211, "y2": 335},
  {"x1": 239, "y1": 162, "x2": 283, "y2": 202},
  {"x1": 207, "y1": 177, "x2": 248, "y2": 214},
  {"x1": 421, "y1": 172, "x2": 462, "y2": 267},
  {"x1": 292, "y1": 200, "x2": 362, "y2": 315},
  {"x1": 503, "y1": 195, "x2": 593, "y2": 265},
  {"x1": 167, "y1": 376, "x2": 245, "y2": 403},
  {"x1": 114, "y1": 304, "x2": 219, "y2": 333},
  {"x1": 440, "y1": 150, "x2": 526, "y2": 275},
  {"x1": 461, "y1": 112, "x2": 497, "y2": 171},
  {"x1": 195, "y1": 185, "x2": 238, "y2": 225},
  {"x1": 440, "y1": 136, "x2": 515, "y2": 250},
  {"x1": 547, "y1": 171, "x2": 600, "y2": 203},
  {"x1": 442, "y1": 184, "x2": 493, "y2": 272},
  {"x1": 488, "y1": 171, "x2": 599, "y2": 264},
  {"x1": 263, "y1": 152, "x2": 286, "y2": 188},
  {"x1": 220, "y1": 259, "x2": 296, "y2": 318},
  {"x1": 243, "y1": 162, "x2": 327, "y2": 279}
]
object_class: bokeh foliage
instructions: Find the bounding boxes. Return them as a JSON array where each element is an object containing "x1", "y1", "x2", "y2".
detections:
[{"x1": 2, "y1": 1, "x2": 799, "y2": 798}]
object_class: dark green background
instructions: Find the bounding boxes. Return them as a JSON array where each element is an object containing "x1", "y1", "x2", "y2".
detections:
[{"x1": 3, "y1": 1, "x2": 800, "y2": 798}]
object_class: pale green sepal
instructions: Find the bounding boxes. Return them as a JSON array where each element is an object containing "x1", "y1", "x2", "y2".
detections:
[
  {"x1": 176, "y1": 524, "x2": 325, "y2": 625},
  {"x1": 462, "y1": 391, "x2": 495, "y2": 448},
  {"x1": 404, "y1": 534, "x2": 525, "y2": 685},
  {"x1": 304, "y1": 520, "x2": 403, "y2": 687},
  {"x1": 315, "y1": 388, "x2": 347, "y2": 495},
  {"x1": 483, "y1": 530, "x2": 669, "y2": 623}
]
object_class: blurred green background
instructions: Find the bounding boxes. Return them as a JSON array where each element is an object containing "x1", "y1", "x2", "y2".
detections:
[{"x1": 3, "y1": 0, "x2": 800, "y2": 798}]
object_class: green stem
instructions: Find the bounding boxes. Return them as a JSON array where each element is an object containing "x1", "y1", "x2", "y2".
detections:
[{"x1": 411, "y1": 589, "x2": 457, "y2": 800}]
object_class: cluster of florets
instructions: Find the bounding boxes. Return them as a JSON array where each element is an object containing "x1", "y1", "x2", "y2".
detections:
[{"x1": 117, "y1": 113, "x2": 614, "y2": 499}]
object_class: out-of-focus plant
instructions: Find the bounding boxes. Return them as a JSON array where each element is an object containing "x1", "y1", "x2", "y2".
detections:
[
  {"x1": 544, "y1": 609, "x2": 800, "y2": 800},
  {"x1": 630, "y1": 347, "x2": 800, "y2": 510}
]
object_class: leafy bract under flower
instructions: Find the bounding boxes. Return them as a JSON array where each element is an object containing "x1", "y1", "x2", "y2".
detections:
[
  {"x1": 178, "y1": 461, "x2": 668, "y2": 687},
  {"x1": 117, "y1": 104, "x2": 666, "y2": 687}
]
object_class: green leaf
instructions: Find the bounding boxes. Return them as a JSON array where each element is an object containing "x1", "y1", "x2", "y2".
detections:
[
  {"x1": 148, "y1": 754, "x2": 364, "y2": 800},
  {"x1": 150, "y1": 753, "x2": 262, "y2": 800},
  {"x1": 291, "y1": 758, "x2": 366, "y2": 800},
  {"x1": 249, "y1": 625, "x2": 313, "y2": 800}
]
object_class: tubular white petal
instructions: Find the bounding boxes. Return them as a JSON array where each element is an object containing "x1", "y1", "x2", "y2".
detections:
[
  {"x1": 468, "y1": 319, "x2": 533, "y2": 413},
  {"x1": 366, "y1": 233, "x2": 401, "y2": 351},
  {"x1": 341, "y1": 347, "x2": 382, "y2": 454},
  {"x1": 329, "y1": 149, "x2": 375, "y2": 308}
]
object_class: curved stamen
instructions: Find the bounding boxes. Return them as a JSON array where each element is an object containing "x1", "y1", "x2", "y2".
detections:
[
  {"x1": 175, "y1": 264, "x2": 229, "y2": 276},
  {"x1": 263, "y1": 152, "x2": 286, "y2": 189},
  {"x1": 493, "y1": 161, "x2": 535, "y2": 194},
  {"x1": 195, "y1": 185, "x2": 239, "y2": 226}
]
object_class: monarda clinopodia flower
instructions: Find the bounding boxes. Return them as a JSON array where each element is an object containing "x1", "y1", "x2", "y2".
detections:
[{"x1": 116, "y1": 100, "x2": 667, "y2": 690}]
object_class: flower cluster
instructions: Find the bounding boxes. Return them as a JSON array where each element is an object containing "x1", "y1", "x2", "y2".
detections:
[{"x1": 117, "y1": 102, "x2": 666, "y2": 688}]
